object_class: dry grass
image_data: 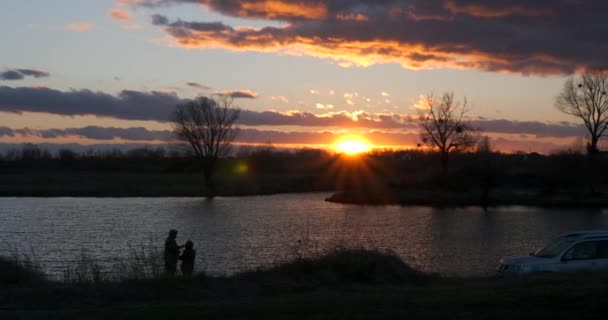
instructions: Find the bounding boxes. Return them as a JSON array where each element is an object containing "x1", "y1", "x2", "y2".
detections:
[{"x1": 61, "y1": 241, "x2": 166, "y2": 284}]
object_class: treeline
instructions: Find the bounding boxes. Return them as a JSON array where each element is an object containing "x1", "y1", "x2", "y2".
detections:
[
  {"x1": 0, "y1": 143, "x2": 174, "y2": 161},
  {"x1": 2, "y1": 143, "x2": 607, "y2": 195},
  {"x1": 0, "y1": 143, "x2": 336, "y2": 175}
]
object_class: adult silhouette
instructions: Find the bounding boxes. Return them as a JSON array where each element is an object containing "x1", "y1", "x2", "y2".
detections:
[{"x1": 163, "y1": 229, "x2": 183, "y2": 275}]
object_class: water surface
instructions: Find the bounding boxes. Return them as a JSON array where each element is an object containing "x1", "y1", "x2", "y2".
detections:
[{"x1": 1, "y1": 193, "x2": 607, "y2": 277}]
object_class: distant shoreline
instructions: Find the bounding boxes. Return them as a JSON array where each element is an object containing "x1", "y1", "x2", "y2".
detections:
[
  {"x1": 2, "y1": 168, "x2": 608, "y2": 209},
  {"x1": 0, "y1": 171, "x2": 333, "y2": 198},
  {"x1": 326, "y1": 188, "x2": 608, "y2": 208},
  {"x1": 2, "y1": 170, "x2": 607, "y2": 210}
]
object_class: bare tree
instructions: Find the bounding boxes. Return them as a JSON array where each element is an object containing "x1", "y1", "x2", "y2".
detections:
[
  {"x1": 416, "y1": 93, "x2": 476, "y2": 169},
  {"x1": 556, "y1": 70, "x2": 608, "y2": 156},
  {"x1": 173, "y1": 96, "x2": 240, "y2": 195}
]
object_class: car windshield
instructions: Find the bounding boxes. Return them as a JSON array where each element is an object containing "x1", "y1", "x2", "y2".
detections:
[{"x1": 534, "y1": 236, "x2": 578, "y2": 258}]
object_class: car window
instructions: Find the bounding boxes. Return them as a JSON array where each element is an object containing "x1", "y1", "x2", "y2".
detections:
[
  {"x1": 597, "y1": 241, "x2": 608, "y2": 259},
  {"x1": 564, "y1": 241, "x2": 598, "y2": 260},
  {"x1": 535, "y1": 236, "x2": 577, "y2": 258}
]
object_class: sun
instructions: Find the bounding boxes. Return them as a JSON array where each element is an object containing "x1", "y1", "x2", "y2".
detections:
[{"x1": 334, "y1": 136, "x2": 372, "y2": 155}]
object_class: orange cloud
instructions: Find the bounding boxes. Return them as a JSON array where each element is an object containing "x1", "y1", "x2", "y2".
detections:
[
  {"x1": 336, "y1": 13, "x2": 369, "y2": 22},
  {"x1": 64, "y1": 23, "x2": 93, "y2": 32},
  {"x1": 238, "y1": 0, "x2": 327, "y2": 20},
  {"x1": 152, "y1": 14, "x2": 575, "y2": 75},
  {"x1": 109, "y1": 9, "x2": 132, "y2": 21},
  {"x1": 271, "y1": 96, "x2": 289, "y2": 103},
  {"x1": 142, "y1": 1, "x2": 603, "y2": 75},
  {"x1": 443, "y1": 0, "x2": 553, "y2": 18}
]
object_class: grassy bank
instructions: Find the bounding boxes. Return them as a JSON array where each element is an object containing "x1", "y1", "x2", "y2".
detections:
[{"x1": 2, "y1": 248, "x2": 608, "y2": 319}]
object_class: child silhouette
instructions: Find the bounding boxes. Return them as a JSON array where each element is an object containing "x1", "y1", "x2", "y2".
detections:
[{"x1": 179, "y1": 240, "x2": 196, "y2": 276}]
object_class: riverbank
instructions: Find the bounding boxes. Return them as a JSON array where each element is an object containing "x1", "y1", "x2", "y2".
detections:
[
  {"x1": 326, "y1": 188, "x2": 608, "y2": 208},
  {"x1": 2, "y1": 249, "x2": 608, "y2": 319}
]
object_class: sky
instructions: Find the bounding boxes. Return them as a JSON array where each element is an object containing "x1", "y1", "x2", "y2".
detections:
[{"x1": 0, "y1": 0, "x2": 604, "y2": 154}]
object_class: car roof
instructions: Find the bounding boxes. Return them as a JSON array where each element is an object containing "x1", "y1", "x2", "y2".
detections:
[{"x1": 559, "y1": 230, "x2": 608, "y2": 239}]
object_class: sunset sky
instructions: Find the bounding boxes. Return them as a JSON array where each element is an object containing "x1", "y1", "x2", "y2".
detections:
[{"x1": 1, "y1": 0, "x2": 605, "y2": 154}]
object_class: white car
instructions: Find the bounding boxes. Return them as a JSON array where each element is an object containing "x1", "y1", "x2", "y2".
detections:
[{"x1": 497, "y1": 230, "x2": 608, "y2": 275}]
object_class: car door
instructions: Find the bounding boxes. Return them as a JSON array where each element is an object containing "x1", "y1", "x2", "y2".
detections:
[
  {"x1": 559, "y1": 240, "x2": 599, "y2": 272},
  {"x1": 592, "y1": 240, "x2": 608, "y2": 271}
]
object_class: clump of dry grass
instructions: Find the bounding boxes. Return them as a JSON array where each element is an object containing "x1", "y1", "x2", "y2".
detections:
[
  {"x1": 111, "y1": 241, "x2": 165, "y2": 281},
  {"x1": 0, "y1": 250, "x2": 47, "y2": 286},
  {"x1": 62, "y1": 241, "x2": 166, "y2": 284},
  {"x1": 62, "y1": 250, "x2": 105, "y2": 284}
]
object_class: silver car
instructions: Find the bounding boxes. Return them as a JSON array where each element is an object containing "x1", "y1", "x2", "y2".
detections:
[{"x1": 497, "y1": 230, "x2": 608, "y2": 275}]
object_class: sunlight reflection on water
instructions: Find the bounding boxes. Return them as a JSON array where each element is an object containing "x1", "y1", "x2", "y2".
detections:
[{"x1": 1, "y1": 193, "x2": 608, "y2": 277}]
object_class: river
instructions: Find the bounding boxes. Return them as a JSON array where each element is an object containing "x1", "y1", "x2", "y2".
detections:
[{"x1": 1, "y1": 193, "x2": 607, "y2": 277}]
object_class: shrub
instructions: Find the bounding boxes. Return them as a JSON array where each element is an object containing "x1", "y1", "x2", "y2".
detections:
[{"x1": 239, "y1": 247, "x2": 433, "y2": 286}]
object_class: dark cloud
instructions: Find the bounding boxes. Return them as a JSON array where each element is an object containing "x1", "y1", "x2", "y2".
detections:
[
  {"x1": 0, "y1": 68, "x2": 50, "y2": 81},
  {"x1": 0, "y1": 86, "x2": 183, "y2": 121},
  {"x1": 8, "y1": 126, "x2": 173, "y2": 141},
  {"x1": 17, "y1": 69, "x2": 50, "y2": 78},
  {"x1": 186, "y1": 81, "x2": 211, "y2": 90},
  {"x1": 0, "y1": 85, "x2": 593, "y2": 139},
  {"x1": 0, "y1": 86, "x2": 399, "y2": 126},
  {"x1": 0, "y1": 86, "x2": 406, "y2": 127},
  {"x1": 472, "y1": 119, "x2": 587, "y2": 138},
  {"x1": 218, "y1": 89, "x2": 259, "y2": 99},
  {"x1": 2, "y1": 125, "x2": 416, "y2": 146},
  {"x1": 0, "y1": 125, "x2": 573, "y2": 154},
  {"x1": 64, "y1": 126, "x2": 172, "y2": 141},
  {"x1": 0, "y1": 71, "x2": 24, "y2": 81},
  {"x1": 238, "y1": 109, "x2": 406, "y2": 129},
  {"x1": 142, "y1": 0, "x2": 608, "y2": 75},
  {"x1": 0, "y1": 127, "x2": 15, "y2": 137}
]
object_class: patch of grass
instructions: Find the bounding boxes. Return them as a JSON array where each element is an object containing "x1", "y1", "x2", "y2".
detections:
[{"x1": 238, "y1": 247, "x2": 434, "y2": 286}]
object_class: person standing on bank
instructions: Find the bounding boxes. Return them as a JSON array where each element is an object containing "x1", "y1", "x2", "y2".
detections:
[
  {"x1": 164, "y1": 229, "x2": 183, "y2": 275},
  {"x1": 180, "y1": 240, "x2": 196, "y2": 276}
]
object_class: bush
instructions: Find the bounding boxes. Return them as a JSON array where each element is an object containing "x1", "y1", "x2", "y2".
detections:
[{"x1": 238, "y1": 247, "x2": 433, "y2": 286}]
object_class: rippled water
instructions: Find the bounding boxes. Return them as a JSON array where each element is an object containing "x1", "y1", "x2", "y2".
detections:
[{"x1": 1, "y1": 193, "x2": 608, "y2": 277}]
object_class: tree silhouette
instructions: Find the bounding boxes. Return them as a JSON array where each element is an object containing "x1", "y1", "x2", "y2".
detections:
[
  {"x1": 173, "y1": 96, "x2": 240, "y2": 195},
  {"x1": 556, "y1": 70, "x2": 608, "y2": 156},
  {"x1": 416, "y1": 93, "x2": 476, "y2": 170}
]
